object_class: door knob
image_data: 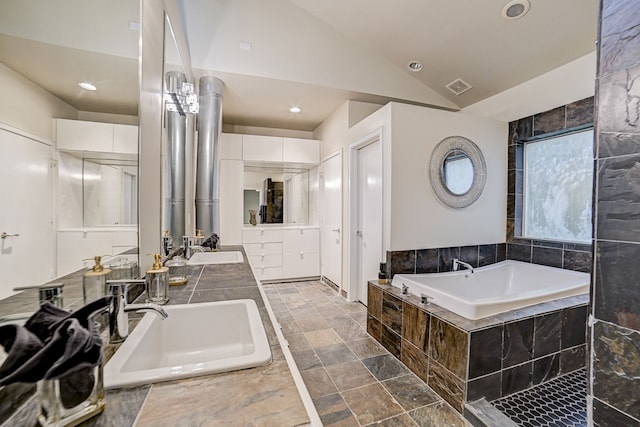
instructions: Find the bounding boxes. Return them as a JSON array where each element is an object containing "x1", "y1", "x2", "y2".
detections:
[
  {"x1": 356, "y1": 230, "x2": 363, "y2": 237},
  {"x1": 331, "y1": 228, "x2": 341, "y2": 233},
  {"x1": 1, "y1": 232, "x2": 20, "y2": 239}
]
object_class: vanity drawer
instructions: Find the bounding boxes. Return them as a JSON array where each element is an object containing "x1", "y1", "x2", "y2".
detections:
[
  {"x1": 254, "y1": 266, "x2": 283, "y2": 281},
  {"x1": 244, "y1": 242, "x2": 282, "y2": 256},
  {"x1": 242, "y1": 228, "x2": 283, "y2": 244},
  {"x1": 249, "y1": 254, "x2": 282, "y2": 269}
]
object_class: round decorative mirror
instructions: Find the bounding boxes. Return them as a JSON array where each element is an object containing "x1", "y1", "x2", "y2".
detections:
[{"x1": 429, "y1": 136, "x2": 486, "y2": 208}]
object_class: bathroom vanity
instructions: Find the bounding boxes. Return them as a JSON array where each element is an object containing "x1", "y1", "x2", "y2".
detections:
[{"x1": 0, "y1": 247, "x2": 313, "y2": 426}]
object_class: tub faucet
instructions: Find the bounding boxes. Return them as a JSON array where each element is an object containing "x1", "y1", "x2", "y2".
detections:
[
  {"x1": 452, "y1": 258, "x2": 474, "y2": 273},
  {"x1": 402, "y1": 284, "x2": 409, "y2": 295},
  {"x1": 106, "y1": 279, "x2": 168, "y2": 344}
]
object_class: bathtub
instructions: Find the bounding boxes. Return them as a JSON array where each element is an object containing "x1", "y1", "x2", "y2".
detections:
[{"x1": 391, "y1": 260, "x2": 590, "y2": 320}]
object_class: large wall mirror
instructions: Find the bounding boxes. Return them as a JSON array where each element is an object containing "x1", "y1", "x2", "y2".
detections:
[
  {"x1": 429, "y1": 136, "x2": 487, "y2": 208},
  {"x1": 0, "y1": 0, "x2": 140, "y2": 298},
  {"x1": 244, "y1": 167, "x2": 310, "y2": 225}
]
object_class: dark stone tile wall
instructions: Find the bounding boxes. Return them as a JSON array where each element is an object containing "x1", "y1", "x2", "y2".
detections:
[
  {"x1": 591, "y1": 1, "x2": 640, "y2": 422},
  {"x1": 366, "y1": 281, "x2": 588, "y2": 414},
  {"x1": 507, "y1": 97, "x2": 594, "y2": 274},
  {"x1": 386, "y1": 244, "x2": 506, "y2": 277}
]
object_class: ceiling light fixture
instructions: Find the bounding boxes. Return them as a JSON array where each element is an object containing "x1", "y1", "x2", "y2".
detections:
[
  {"x1": 407, "y1": 61, "x2": 423, "y2": 72},
  {"x1": 78, "y1": 82, "x2": 97, "y2": 91},
  {"x1": 501, "y1": 0, "x2": 530, "y2": 20},
  {"x1": 289, "y1": 106, "x2": 301, "y2": 113}
]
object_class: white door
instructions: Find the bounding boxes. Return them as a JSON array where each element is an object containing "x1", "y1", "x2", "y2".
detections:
[
  {"x1": 0, "y1": 128, "x2": 55, "y2": 299},
  {"x1": 356, "y1": 140, "x2": 382, "y2": 304},
  {"x1": 320, "y1": 151, "x2": 342, "y2": 286}
]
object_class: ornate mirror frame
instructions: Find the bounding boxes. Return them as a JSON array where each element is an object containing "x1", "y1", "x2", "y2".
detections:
[{"x1": 429, "y1": 136, "x2": 487, "y2": 208}]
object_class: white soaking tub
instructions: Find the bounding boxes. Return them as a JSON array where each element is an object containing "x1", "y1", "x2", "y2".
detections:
[{"x1": 391, "y1": 260, "x2": 589, "y2": 320}]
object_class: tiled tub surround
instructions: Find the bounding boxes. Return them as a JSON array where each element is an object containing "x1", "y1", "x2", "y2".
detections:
[
  {"x1": 1, "y1": 246, "x2": 310, "y2": 427},
  {"x1": 387, "y1": 241, "x2": 591, "y2": 279},
  {"x1": 367, "y1": 281, "x2": 588, "y2": 414}
]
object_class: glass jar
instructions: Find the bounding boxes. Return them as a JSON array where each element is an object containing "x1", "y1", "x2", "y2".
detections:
[
  {"x1": 37, "y1": 363, "x2": 105, "y2": 427},
  {"x1": 107, "y1": 259, "x2": 138, "y2": 281},
  {"x1": 166, "y1": 257, "x2": 188, "y2": 286}
]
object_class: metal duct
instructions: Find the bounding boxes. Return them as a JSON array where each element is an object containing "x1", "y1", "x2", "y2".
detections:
[
  {"x1": 195, "y1": 76, "x2": 224, "y2": 238},
  {"x1": 163, "y1": 71, "x2": 187, "y2": 243}
]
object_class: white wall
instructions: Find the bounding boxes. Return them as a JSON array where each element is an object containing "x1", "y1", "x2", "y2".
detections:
[
  {"x1": 389, "y1": 103, "x2": 507, "y2": 250},
  {"x1": 0, "y1": 63, "x2": 77, "y2": 140},
  {"x1": 462, "y1": 52, "x2": 596, "y2": 122}
]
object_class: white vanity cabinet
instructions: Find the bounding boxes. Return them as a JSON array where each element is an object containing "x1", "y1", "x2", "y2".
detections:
[
  {"x1": 56, "y1": 119, "x2": 138, "y2": 154},
  {"x1": 243, "y1": 226, "x2": 319, "y2": 281}
]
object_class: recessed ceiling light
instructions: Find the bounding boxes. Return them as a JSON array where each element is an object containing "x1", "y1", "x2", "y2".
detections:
[
  {"x1": 407, "y1": 61, "x2": 423, "y2": 72},
  {"x1": 78, "y1": 82, "x2": 97, "y2": 91},
  {"x1": 289, "y1": 106, "x2": 301, "y2": 113},
  {"x1": 502, "y1": 0, "x2": 530, "y2": 20}
]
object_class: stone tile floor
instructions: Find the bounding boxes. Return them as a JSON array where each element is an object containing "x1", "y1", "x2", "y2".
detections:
[{"x1": 263, "y1": 280, "x2": 470, "y2": 427}]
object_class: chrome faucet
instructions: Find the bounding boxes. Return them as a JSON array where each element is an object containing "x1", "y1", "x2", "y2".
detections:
[
  {"x1": 402, "y1": 283, "x2": 409, "y2": 295},
  {"x1": 0, "y1": 282, "x2": 65, "y2": 324},
  {"x1": 106, "y1": 279, "x2": 168, "y2": 344},
  {"x1": 452, "y1": 258, "x2": 474, "y2": 273}
]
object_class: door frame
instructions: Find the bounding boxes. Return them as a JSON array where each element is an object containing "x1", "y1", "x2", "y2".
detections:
[
  {"x1": 348, "y1": 127, "x2": 384, "y2": 303},
  {"x1": 320, "y1": 149, "x2": 343, "y2": 289}
]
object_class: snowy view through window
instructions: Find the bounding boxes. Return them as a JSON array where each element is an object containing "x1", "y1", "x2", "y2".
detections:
[{"x1": 524, "y1": 130, "x2": 593, "y2": 243}]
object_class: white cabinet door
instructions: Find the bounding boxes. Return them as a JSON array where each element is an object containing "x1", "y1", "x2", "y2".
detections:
[
  {"x1": 56, "y1": 119, "x2": 113, "y2": 152},
  {"x1": 283, "y1": 228, "x2": 319, "y2": 253},
  {"x1": 242, "y1": 135, "x2": 283, "y2": 162},
  {"x1": 249, "y1": 254, "x2": 282, "y2": 268},
  {"x1": 283, "y1": 228, "x2": 320, "y2": 278},
  {"x1": 113, "y1": 124, "x2": 138, "y2": 154},
  {"x1": 220, "y1": 133, "x2": 243, "y2": 160},
  {"x1": 283, "y1": 138, "x2": 320, "y2": 164},
  {"x1": 254, "y1": 267, "x2": 284, "y2": 281},
  {"x1": 283, "y1": 252, "x2": 320, "y2": 278}
]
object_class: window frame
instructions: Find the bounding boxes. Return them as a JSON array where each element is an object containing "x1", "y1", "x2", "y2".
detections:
[{"x1": 521, "y1": 127, "x2": 594, "y2": 244}]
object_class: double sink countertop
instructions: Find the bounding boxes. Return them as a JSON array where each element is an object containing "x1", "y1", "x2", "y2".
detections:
[{"x1": 1, "y1": 246, "x2": 312, "y2": 427}]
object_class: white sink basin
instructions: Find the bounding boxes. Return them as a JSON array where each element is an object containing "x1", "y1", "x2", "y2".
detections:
[
  {"x1": 186, "y1": 251, "x2": 244, "y2": 265},
  {"x1": 104, "y1": 299, "x2": 271, "y2": 389}
]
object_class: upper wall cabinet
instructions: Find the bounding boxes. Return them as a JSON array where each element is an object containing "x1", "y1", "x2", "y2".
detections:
[
  {"x1": 237, "y1": 133, "x2": 320, "y2": 165},
  {"x1": 56, "y1": 119, "x2": 138, "y2": 154}
]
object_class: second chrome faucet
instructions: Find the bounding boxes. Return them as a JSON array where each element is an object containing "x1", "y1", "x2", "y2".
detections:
[{"x1": 452, "y1": 258, "x2": 474, "y2": 274}]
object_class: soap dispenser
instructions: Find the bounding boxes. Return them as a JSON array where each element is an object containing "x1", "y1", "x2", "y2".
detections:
[
  {"x1": 146, "y1": 254, "x2": 169, "y2": 304},
  {"x1": 83, "y1": 256, "x2": 112, "y2": 303}
]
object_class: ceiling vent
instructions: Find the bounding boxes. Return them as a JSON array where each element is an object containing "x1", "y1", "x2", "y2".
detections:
[{"x1": 446, "y1": 78, "x2": 472, "y2": 96}]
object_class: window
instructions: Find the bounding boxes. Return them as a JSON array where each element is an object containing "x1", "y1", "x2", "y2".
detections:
[{"x1": 523, "y1": 129, "x2": 594, "y2": 243}]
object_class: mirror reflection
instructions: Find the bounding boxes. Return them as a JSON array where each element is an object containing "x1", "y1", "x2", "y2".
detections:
[
  {"x1": 0, "y1": 0, "x2": 140, "y2": 298},
  {"x1": 244, "y1": 167, "x2": 310, "y2": 225},
  {"x1": 83, "y1": 157, "x2": 138, "y2": 226},
  {"x1": 442, "y1": 150, "x2": 474, "y2": 195}
]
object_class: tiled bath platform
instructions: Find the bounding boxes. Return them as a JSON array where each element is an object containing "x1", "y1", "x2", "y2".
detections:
[{"x1": 367, "y1": 280, "x2": 589, "y2": 414}]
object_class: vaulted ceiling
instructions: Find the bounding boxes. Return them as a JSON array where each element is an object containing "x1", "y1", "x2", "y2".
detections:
[{"x1": 1, "y1": 0, "x2": 599, "y2": 130}]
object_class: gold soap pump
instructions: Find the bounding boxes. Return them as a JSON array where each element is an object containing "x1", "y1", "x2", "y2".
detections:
[
  {"x1": 146, "y1": 254, "x2": 169, "y2": 304},
  {"x1": 83, "y1": 256, "x2": 112, "y2": 303}
]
